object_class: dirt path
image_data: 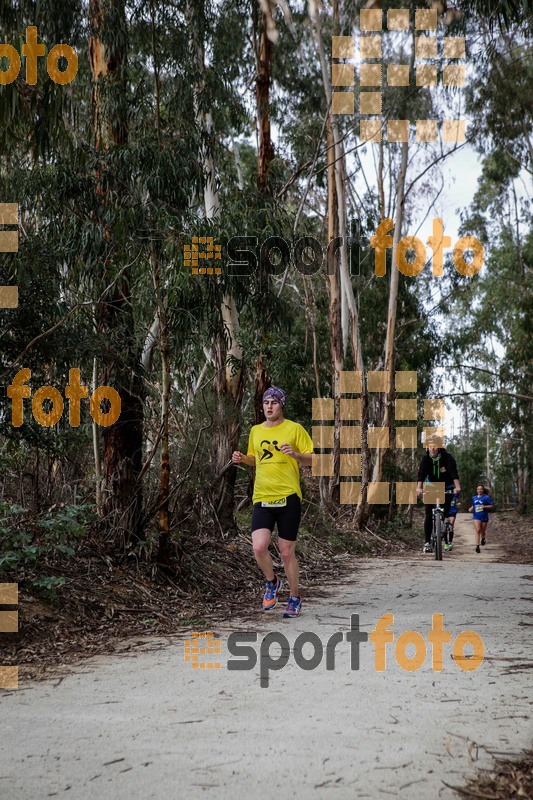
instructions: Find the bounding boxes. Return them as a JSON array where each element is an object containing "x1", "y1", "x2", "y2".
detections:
[
  {"x1": 1, "y1": 514, "x2": 532, "y2": 799},
  {"x1": 445, "y1": 511, "x2": 507, "y2": 563}
]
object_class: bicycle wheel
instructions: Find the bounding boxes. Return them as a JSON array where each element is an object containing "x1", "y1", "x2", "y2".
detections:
[{"x1": 434, "y1": 513, "x2": 443, "y2": 561}]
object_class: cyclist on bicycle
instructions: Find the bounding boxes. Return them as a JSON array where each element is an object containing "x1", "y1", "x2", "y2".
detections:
[{"x1": 416, "y1": 433, "x2": 461, "y2": 554}]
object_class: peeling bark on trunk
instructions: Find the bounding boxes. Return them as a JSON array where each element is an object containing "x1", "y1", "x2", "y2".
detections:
[
  {"x1": 371, "y1": 16, "x2": 415, "y2": 494},
  {"x1": 190, "y1": 0, "x2": 245, "y2": 533},
  {"x1": 371, "y1": 139, "x2": 409, "y2": 489},
  {"x1": 255, "y1": 4, "x2": 275, "y2": 190}
]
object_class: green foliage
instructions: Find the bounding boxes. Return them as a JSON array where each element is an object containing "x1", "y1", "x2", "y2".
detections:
[
  {"x1": 458, "y1": 0, "x2": 533, "y2": 30},
  {"x1": 36, "y1": 503, "x2": 95, "y2": 541},
  {"x1": 30, "y1": 575, "x2": 67, "y2": 602},
  {"x1": 448, "y1": 433, "x2": 487, "y2": 499},
  {"x1": 0, "y1": 502, "x2": 94, "y2": 574}
]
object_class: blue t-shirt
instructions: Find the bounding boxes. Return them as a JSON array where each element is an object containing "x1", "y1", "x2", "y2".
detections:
[
  {"x1": 448, "y1": 495, "x2": 458, "y2": 515},
  {"x1": 471, "y1": 494, "x2": 493, "y2": 521}
]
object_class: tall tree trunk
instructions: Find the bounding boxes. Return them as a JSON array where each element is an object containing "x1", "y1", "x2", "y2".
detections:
[
  {"x1": 254, "y1": 353, "x2": 270, "y2": 424},
  {"x1": 214, "y1": 296, "x2": 245, "y2": 530},
  {"x1": 189, "y1": 0, "x2": 245, "y2": 532},
  {"x1": 371, "y1": 139, "x2": 409, "y2": 488},
  {"x1": 92, "y1": 356, "x2": 103, "y2": 517},
  {"x1": 308, "y1": 0, "x2": 368, "y2": 524},
  {"x1": 152, "y1": 250, "x2": 172, "y2": 565},
  {"x1": 255, "y1": 2, "x2": 275, "y2": 190},
  {"x1": 89, "y1": 0, "x2": 144, "y2": 546},
  {"x1": 461, "y1": 375, "x2": 470, "y2": 448},
  {"x1": 370, "y1": 13, "x2": 415, "y2": 494},
  {"x1": 253, "y1": 1, "x2": 276, "y2": 426},
  {"x1": 148, "y1": 6, "x2": 172, "y2": 565},
  {"x1": 326, "y1": 117, "x2": 343, "y2": 506},
  {"x1": 516, "y1": 411, "x2": 530, "y2": 514},
  {"x1": 326, "y1": 0, "x2": 342, "y2": 505}
]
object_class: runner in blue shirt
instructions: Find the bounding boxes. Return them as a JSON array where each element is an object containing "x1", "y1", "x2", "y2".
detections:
[
  {"x1": 445, "y1": 493, "x2": 459, "y2": 551},
  {"x1": 468, "y1": 484, "x2": 495, "y2": 553}
]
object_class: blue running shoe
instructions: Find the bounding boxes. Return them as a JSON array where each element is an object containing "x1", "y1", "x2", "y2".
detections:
[
  {"x1": 282, "y1": 595, "x2": 302, "y2": 618},
  {"x1": 262, "y1": 576, "x2": 282, "y2": 610}
]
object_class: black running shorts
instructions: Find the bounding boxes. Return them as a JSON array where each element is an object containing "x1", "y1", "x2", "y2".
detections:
[{"x1": 251, "y1": 493, "x2": 302, "y2": 541}]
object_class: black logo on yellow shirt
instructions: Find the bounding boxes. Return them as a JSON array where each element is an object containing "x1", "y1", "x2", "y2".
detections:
[{"x1": 259, "y1": 440, "x2": 281, "y2": 462}]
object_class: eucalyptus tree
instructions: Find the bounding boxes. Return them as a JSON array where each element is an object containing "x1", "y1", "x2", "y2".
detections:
[{"x1": 440, "y1": 6, "x2": 533, "y2": 512}]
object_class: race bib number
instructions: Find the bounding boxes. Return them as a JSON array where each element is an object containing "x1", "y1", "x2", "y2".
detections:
[{"x1": 261, "y1": 498, "x2": 287, "y2": 508}]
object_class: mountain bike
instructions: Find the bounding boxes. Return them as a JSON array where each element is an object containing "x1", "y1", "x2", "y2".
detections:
[{"x1": 431, "y1": 489, "x2": 456, "y2": 561}]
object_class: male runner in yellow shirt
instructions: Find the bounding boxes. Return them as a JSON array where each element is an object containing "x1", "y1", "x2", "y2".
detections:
[{"x1": 232, "y1": 386, "x2": 314, "y2": 617}]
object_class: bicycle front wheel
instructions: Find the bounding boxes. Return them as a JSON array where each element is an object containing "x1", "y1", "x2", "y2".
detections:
[{"x1": 435, "y1": 514, "x2": 443, "y2": 561}]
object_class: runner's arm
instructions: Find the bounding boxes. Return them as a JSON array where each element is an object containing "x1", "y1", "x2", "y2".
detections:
[
  {"x1": 279, "y1": 443, "x2": 313, "y2": 466},
  {"x1": 294, "y1": 452, "x2": 314, "y2": 467},
  {"x1": 416, "y1": 455, "x2": 431, "y2": 495},
  {"x1": 232, "y1": 451, "x2": 256, "y2": 467}
]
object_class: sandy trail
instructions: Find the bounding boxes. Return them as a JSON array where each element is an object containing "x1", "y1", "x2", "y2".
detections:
[{"x1": 1, "y1": 513, "x2": 532, "y2": 799}]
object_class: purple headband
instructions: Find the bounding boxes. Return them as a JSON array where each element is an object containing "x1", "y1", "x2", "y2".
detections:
[{"x1": 262, "y1": 387, "x2": 286, "y2": 407}]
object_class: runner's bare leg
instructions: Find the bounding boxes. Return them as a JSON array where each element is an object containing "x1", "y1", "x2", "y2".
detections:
[
  {"x1": 252, "y1": 529, "x2": 275, "y2": 581},
  {"x1": 473, "y1": 519, "x2": 482, "y2": 546},
  {"x1": 278, "y1": 538, "x2": 299, "y2": 597}
]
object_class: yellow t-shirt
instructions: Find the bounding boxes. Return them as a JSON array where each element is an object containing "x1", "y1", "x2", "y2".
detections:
[{"x1": 247, "y1": 418, "x2": 314, "y2": 504}]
